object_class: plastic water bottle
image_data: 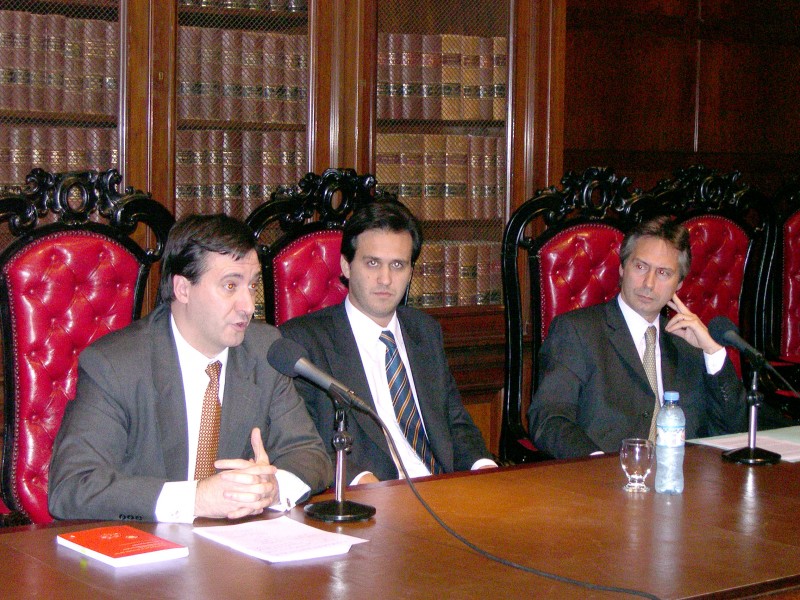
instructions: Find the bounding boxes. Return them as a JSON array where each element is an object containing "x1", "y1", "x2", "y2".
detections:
[{"x1": 655, "y1": 391, "x2": 685, "y2": 494}]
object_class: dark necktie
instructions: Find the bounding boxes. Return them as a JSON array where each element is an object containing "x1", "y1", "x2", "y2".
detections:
[
  {"x1": 380, "y1": 331, "x2": 442, "y2": 475},
  {"x1": 195, "y1": 361, "x2": 222, "y2": 480}
]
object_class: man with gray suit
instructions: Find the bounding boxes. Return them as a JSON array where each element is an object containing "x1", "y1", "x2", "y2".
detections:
[
  {"x1": 528, "y1": 216, "x2": 747, "y2": 459},
  {"x1": 49, "y1": 214, "x2": 331, "y2": 522},
  {"x1": 281, "y1": 201, "x2": 495, "y2": 484}
]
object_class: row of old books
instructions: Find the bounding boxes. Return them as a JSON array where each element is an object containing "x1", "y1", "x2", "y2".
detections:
[
  {"x1": 377, "y1": 32, "x2": 507, "y2": 122},
  {"x1": 0, "y1": 125, "x2": 117, "y2": 194},
  {"x1": 178, "y1": 0, "x2": 307, "y2": 10},
  {"x1": 177, "y1": 26, "x2": 308, "y2": 124},
  {"x1": 0, "y1": 11, "x2": 118, "y2": 116},
  {"x1": 376, "y1": 133, "x2": 505, "y2": 221},
  {"x1": 175, "y1": 128, "x2": 307, "y2": 220},
  {"x1": 407, "y1": 240, "x2": 502, "y2": 308}
]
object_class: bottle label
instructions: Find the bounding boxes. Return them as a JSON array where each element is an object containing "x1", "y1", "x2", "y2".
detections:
[{"x1": 656, "y1": 426, "x2": 685, "y2": 447}]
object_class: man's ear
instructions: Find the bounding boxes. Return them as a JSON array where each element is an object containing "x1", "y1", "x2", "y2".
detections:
[
  {"x1": 340, "y1": 254, "x2": 351, "y2": 280},
  {"x1": 173, "y1": 275, "x2": 191, "y2": 304}
]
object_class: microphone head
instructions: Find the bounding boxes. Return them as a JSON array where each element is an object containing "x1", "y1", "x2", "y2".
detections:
[
  {"x1": 708, "y1": 315, "x2": 738, "y2": 346},
  {"x1": 267, "y1": 337, "x2": 309, "y2": 377}
]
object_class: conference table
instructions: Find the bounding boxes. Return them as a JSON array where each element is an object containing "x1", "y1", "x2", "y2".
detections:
[{"x1": 1, "y1": 444, "x2": 799, "y2": 599}]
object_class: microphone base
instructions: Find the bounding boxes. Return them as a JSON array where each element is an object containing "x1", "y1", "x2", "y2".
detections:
[
  {"x1": 304, "y1": 500, "x2": 376, "y2": 522},
  {"x1": 722, "y1": 446, "x2": 781, "y2": 465}
]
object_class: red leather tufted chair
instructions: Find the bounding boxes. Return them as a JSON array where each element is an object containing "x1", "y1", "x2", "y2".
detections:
[
  {"x1": 246, "y1": 168, "x2": 394, "y2": 326},
  {"x1": 0, "y1": 169, "x2": 173, "y2": 525},
  {"x1": 501, "y1": 167, "x2": 638, "y2": 463}
]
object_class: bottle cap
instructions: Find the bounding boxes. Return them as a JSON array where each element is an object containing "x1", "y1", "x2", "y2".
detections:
[{"x1": 664, "y1": 391, "x2": 679, "y2": 403}]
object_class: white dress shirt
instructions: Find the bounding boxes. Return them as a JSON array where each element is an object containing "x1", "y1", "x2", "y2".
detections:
[
  {"x1": 154, "y1": 316, "x2": 309, "y2": 522},
  {"x1": 345, "y1": 297, "x2": 495, "y2": 483}
]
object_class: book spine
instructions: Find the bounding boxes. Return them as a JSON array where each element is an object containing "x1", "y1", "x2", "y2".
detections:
[
  {"x1": 175, "y1": 129, "x2": 196, "y2": 218},
  {"x1": 11, "y1": 11, "x2": 31, "y2": 112},
  {"x1": 220, "y1": 29, "x2": 242, "y2": 121},
  {"x1": 386, "y1": 32, "x2": 403, "y2": 120},
  {"x1": 30, "y1": 125, "x2": 46, "y2": 169},
  {"x1": 29, "y1": 12, "x2": 47, "y2": 113},
  {"x1": 241, "y1": 129, "x2": 261, "y2": 216},
  {"x1": 489, "y1": 241, "x2": 502, "y2": 304},
  {"x1": 444, "y1": 134, "x2": 468, "y2": 219},
  {"x1": 63, "y1": 16, "x2": 83, "y2": 114},
  {"x1": 461, "y1": 35, "x2": 480, "y2": 120},
  {"x1": 279, "y1": 130, "x2": 295, "y2": 186},
  {"x1": 420, "y1": 34, "x2": 442, "y2": 121},
  {"x1": 284, "y1": 34, "x2": 304, "y2": 124},
  {"x1": 295, "y1": 129, "x2": 308, "y2": 180},
  {"x1": 262, "y1": 32, "x2": 282, "y2": 123},
  {"x1": 68, "y1": 127, "x2": 88, "y2": 171},
  {"x1": 44, "y1": 14, "x2": 66, "y2": 114},
  {"x1": 422, "y1": 133, "x2": 446, "y2": 221},
  {"x1": 401, "y1": 32, "x2": 423, "y2": 120},
  {"x1": 478, "y1": 36, "x2": 494, "y2": 121},
  {"x1": 9, "y1": 126, "x2": 32, "y2": 186},
  {"x1": 177, "y1": 27, "x2": 200, "y2": 120},
  {"x1": 467, "y1": 134, "x2": 483, "y2": 219},
  {"x1": 443, "y1": 241, "x2": 460, "y2": 307},
  {"x1": 476, "y1": 242, "x2": 491, "y2": 305},
  {"x1": 440, "y1": 34, "x2": 461, "y2": 120},
  {"x1": 375, "y1": 133, "x2": 400, "y2": 207},
  {"x1": 483, "y1": 135, "x2": 497, "y2": 219},
  {"x1": 47, "y1": 125, "x2": 66, "y2": 172},
  {"x1": 222, "y1": 129, "x2": 242, "y2": 218},
  {"x1": 296, "y1": 35, "x2": 308, "y2": 125},
  {"x1": 240, "y1": 30, "x2": 261, "y2": 123},
  {"x1": 261, "y1": 131, "x2": 282, "y2": 199},
  {"x1": 0, "y1": 125, "x2": 11, "y2": 191},
  {"x1": 458, "y1": 243, "x2": 479, "y2": 306},
  {"x1": 492, "y1": 36, "x2": 507, "y2": 121},
  {"x1": 376, "y1": 32, "x2": 389, "y2": 120},
  {"x1": 414, "y1": 242, "x2": 444, "y2": 308},
  {"x1": 202, "y1": 129, "x2": 220, "y2": 213},
  {"x1": 199, "y1": 28, "x2": 221, "y2": 121},
  {"x1": 399, "y1": 133, "x2": 424, "y2": 217},
  {"x1": 83, "y1": 19, "x2": 106, "y2": 115},
  {"x1": 0, "y1": 11, "x2": 13, "y2": 110}
]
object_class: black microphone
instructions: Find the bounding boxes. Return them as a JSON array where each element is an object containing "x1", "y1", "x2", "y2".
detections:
[
  {"x1": 267, "y1": 337, "x2": 374, "y2": 414},
  {"x1": 707, "y1": 316, "x2": 766, "y2": 367}
]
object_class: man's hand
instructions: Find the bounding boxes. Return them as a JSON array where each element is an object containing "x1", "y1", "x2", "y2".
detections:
[
  {"x1": 195, "y1": 427, "x2": 280, "y2": 520},
  {"x1": 664, "y1": 294, "x2": 723, "y2": 355}
]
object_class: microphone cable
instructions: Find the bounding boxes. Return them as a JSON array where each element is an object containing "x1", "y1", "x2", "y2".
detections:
[{"x1": 331, "y1": 388, "x2": 662, "y2": 600}]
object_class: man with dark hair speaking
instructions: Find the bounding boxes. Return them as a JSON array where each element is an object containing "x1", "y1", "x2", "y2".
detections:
[
  {"x1": 49, "y1": 214, "x2": 331, "y2": 522},
  {"x1": 281, "y1": 201, "x2": 495, "y2": 483},
  {"x1": 528, "y1": 216, "x2": 747, "y2": 459}
]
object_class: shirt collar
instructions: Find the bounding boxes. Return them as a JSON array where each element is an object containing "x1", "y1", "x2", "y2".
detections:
[
  {"x1": 170, "y1": 314, "x2": 229, "y2": 371},
  {"x1": 345, "y1": 296, "x2": 400, "y2": 353},
  {"x1": 617, "y1": 294, "x2": 660, "y2": 342}
]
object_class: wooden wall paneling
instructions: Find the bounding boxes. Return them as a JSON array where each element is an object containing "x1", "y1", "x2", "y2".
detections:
[{"x1": 310, "y1": 0, "x2": 334, "y2": 172}]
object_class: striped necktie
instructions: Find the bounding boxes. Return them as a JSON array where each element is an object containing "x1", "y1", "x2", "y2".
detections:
[
  {"x1": 643, "y1": 326, "x2": 660, "y2": 442},
  {"x1": 380, "y1": 330, "x2": 442, "y2": 474},
  {"x1": 195, "y1": 360, "x2": 222, "y2": 480}
]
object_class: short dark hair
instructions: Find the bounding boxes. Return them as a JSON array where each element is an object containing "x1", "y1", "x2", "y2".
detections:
[
  {"x1": 159, "y1": 213, "x2": 257, "y2": 304},
  {"x1": 620, "y1": 215, "x2": 691, "y2": 280},
  {"x1": 340, "y1": 200, "x2": 423, "y2": 265}
]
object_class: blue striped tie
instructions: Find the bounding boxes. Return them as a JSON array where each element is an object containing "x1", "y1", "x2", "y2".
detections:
[{"x1": 380, "y1": 331, "x2": 442, "y2": 475}]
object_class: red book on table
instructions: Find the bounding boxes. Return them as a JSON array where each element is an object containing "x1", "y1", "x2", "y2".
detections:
[{"x1": 57, "y1": 525, "x2": 188, "y2": 568}]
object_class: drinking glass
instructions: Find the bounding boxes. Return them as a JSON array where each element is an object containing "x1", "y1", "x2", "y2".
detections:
[{"x1": 620, "y1": 438, "x2": 654, "y2": 492}]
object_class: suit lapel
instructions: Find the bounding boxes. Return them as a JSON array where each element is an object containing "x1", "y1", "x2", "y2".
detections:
[
  {"x1": 604, "y1": 300, "x2": 655, "y2": 396},
  {"x1": 150, "y1": 306, "x2": 191, "y2": 481},
  {"x1": 326, "y1": 307, "x2": 387, "y2": 452},
  {"x1": 219, "y1": 344, "x2": 260, "y2": 460}
]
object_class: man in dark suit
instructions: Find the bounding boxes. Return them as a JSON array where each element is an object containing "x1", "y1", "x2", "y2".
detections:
[
  {"x1": 280, "y1": 201, "x2": 495, "y2": 483},
  {"x1": 528, "y1": 216, "x2": 747, "y2": 459},
  {"x1": 49, "y1": 214, "x2": 332, "y2": 522}
]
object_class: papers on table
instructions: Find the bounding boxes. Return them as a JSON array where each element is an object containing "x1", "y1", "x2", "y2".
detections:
[
  {"x1": 193, "y1": 516, "x2": 367, "y2": 563},
  {"x1": 689, "y1": 426, "x2": 800, "y2": 462}
]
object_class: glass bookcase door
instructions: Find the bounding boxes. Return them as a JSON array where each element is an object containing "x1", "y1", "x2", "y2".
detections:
[
  {"x1": 0, "y1": 1, "x2": 120, "y2": 197},
  {"x1": 375, "y1": 0, "x2": 509, "y2": 310},
  {"x1": 175, "y1": 1, "x2": 310, "y2": 222}
]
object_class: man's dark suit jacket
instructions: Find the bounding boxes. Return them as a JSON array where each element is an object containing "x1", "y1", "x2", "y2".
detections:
[
  {"x1": 280, "y1": 302, "x2": 492, "y2": 480},
  {"x1": 528, "y1": 298, "x2": 747, "y2": 459},
  {"x1": 48, "y1": 303, "x2": 332, "y2": 521}
]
